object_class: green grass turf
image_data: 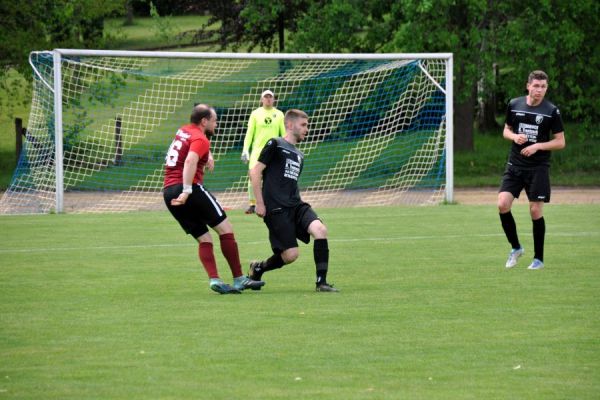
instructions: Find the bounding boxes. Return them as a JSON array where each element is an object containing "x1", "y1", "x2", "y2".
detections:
[
  {"x1": 1, "y1": 204, "x2": 599, "y2": 399},
  {"x1": 104, "y1": 15, "x2": 213, "y2": 50}
]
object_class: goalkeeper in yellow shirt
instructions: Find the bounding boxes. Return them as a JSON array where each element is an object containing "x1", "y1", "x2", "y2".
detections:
[{"x1": 241, "y1": 90, "x2": 286, "y2": 214}]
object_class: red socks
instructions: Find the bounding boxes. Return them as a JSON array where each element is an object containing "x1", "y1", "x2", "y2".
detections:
[
  {"x1": 198, "y1": 234, "x2": 243, "y2": 279},
  {"x1": 198, "y1": 242, "x2": 219, "y2": 279},
  {"x1": 219, "y1": 233, "x2": 243, "y2": 278}
]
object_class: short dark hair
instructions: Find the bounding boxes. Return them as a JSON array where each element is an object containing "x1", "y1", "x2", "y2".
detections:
[
  {"x1": 284, "y1": 109, "x2": 308, "y2": 124},
  {"x1": 190, "y1": 104, "x2": 214, "y2": 125},
  {"x1": 528, "y1": 70, "x2": 548, "y2": 83}
]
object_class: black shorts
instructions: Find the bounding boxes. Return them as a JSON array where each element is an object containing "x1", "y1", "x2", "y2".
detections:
[
  {"x1": 499, "y1": 165, "x2": 551, "y2": 202},
  {"x1": 264, "y1": 202, "x2": 320, "y2": 253},
  {"x1": 163, "y1": 183, "x2": 227, "y2": 238}
]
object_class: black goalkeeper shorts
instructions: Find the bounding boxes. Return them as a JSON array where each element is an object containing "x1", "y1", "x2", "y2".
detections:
[
  {"x1": 263, "y1": 202, "x2": 320, "y2": 253},
  {"x1": 164, "y1": 183, "x2": 227, "y2": 238}
]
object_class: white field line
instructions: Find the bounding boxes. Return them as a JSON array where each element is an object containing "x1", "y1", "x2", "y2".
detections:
[{"x1": 0, "y1": 231, "x2": 597, "y2": 254}]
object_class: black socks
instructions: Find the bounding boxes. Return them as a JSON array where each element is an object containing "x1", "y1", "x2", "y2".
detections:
[
  {"x1": 254, "y1": 253, "x2": 285, "y2": 279},
  {"x1": 500, "y1": 211, "x2": 521, "y2": 249},
  {"x1": 500, "y1": 211, "x2": 545, "y2": 262},
  {"x1": 314, "y1": 239, "x2": 329, "y2": 285},
  {"x1": 532, "y1": 217, "x2": 545, "y2": 262}
]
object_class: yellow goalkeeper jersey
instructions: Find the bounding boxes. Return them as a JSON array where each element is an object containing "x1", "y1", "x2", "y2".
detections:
[{"x1": 243, "y1": 107, "x2": 285, "y2": 159}]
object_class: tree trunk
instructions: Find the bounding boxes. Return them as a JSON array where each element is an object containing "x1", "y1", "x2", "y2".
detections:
[
  {"x1": 278, "y1": 14, "x2": 285, "y2": 52},
  {"x1": 454, "y1": 85, "x2": 476, "y2": 151},
  {"x1": 477, "y1": 96, "x2": 499, "y2": 131},
  {"x1": 476, "y1": 63, "x2": 499, "y2": 131},
  {"x1": 124, "y1": 0, "x2": 134, "y2": 26}
]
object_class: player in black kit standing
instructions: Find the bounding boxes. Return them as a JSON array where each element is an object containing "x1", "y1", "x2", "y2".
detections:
[
  {"x1": 248, "y1": 109, "x2": 339, "y2": 292},
  {"x1": 498, "y1": 70, "x2": 566, "y2": 270}
]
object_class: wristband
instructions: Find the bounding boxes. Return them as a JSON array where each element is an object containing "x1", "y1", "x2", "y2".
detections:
[{"x1": 182, "y1": 184, "x2": 193, "y2": 194}]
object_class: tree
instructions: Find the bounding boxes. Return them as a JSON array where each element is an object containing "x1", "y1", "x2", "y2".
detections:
[
  {"x1": 0, "y1": 0, "x2": 127, "y2": 117},
  {"x1": 1, "y1": 0, "x2": 126, "y2": 73},
  {"x1": 190, "y1": 0, "x2": 311, "y2": 52},
  {"x1": 494, "y1": 0, "x2": 600, "y2": 131},
  {"x1": 379, "y1": 0, "x2": 497, "y2": 151},
  {"x1": 290, "y1": 0, "x2": 600, "y2": 146},
  {"x1": 286, "y1": 0, "x2": 505, "y2": 150},
  {"x1": 288, "y1": 0, "x2": 394, "y2": 53}
]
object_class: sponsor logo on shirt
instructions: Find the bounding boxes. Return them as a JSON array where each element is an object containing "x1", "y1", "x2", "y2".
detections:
[
  {"x1": 518, "y1": 123, "x2": 539, "y2": 143},
  {"x1": 284, "y1": 158, "x2": 301, "y2": 181}
]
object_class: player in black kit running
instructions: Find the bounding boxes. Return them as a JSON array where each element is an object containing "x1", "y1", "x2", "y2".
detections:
[
  {"x1": 498, "y1": 70, "x2": 566, "y2": 270},
  {"x1": 248, "y1": 109, "x2": 339, "y2": 292}
]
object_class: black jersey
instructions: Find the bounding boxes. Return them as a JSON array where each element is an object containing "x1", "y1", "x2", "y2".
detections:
[
  {"x1": 258, "y1": 137, "x2": 304, "y2": 210},
  {"x1": 505, "y1": 96, "x2": 564, "y2": 169}
]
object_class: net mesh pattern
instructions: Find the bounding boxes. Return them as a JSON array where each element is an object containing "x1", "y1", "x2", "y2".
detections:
[{"x1": 1, "y1": 52, "x2": 449, "y2": 214}]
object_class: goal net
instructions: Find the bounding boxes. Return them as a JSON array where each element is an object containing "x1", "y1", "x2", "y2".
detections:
[{"x1": 0, "y1": 50, "x2": 453, "y2": 214}]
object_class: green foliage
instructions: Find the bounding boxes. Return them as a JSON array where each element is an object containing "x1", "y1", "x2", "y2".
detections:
[
  {"x1": 0, "y1": 70, "x2": 31, "y2": 120},
  {"x1": 104, "y1": 15, "x2": 212, "y2": 50},
  {"x1": 382, "y1": 0, "x2": 487, "y2": 103},
  {"x1": 0, "y1": 70, "x2": 30, "y2": 188},
  {"x1": 1, "y1": 206, "x2": 599, "y2": 398},
  {"x1": 292, "y1": 0, "x2": 600, "y2": 135},
  {"x1": 495, "y1": 0, "x2": 600, "y2": 126},
  {"x1": 87, "y1": 72, "x2": 127, "y2": 107},
  {"x1": 63, "y1": 107, "x2": 93, "y2": 153},
  {"x1": 286, "y1": 0, "x2": 396, "y2": 52},
  {"x1": 148, "y1": 1, "x2": 177, "y2": 45},
  {"x1": 1, "y1": 0, "x2": 126, "y2": 70},
  {"x1": 239, "y1": 0, "x2": 291, "y2": 51},
  {"x1": 0, "y1": 0, "x2": 127, "y2": 120},
  {"x1": 288, "y1": 0, "x2": 372, "y2": 52},
  {"x1": 454, "y1": 125, "x2": 600, "y2": 186},
  {"x1": 3, "y1": 8, "x2": 600, "y2": 190},
  {"x1": 191, "y1": 0, "x2": 312, "y2": 52}
]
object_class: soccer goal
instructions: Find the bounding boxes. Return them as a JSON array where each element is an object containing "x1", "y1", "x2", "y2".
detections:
[{"x1": 0, "y1": 50, "x2": 453, "y2": 214}]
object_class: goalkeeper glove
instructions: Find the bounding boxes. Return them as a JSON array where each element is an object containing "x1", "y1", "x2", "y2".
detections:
[{"x1": 241, "y1": 151, "x2": 250, "y2": 163}]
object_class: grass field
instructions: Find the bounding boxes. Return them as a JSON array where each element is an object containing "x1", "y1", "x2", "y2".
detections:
[
  {"x1": 104, "y1": 15, "x2": 213, "y2": 50},
  {"x1": 1, "y1": 204, "x2": 599, "y2": 399}
]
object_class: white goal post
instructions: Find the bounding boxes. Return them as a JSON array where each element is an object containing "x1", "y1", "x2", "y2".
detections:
[{"x1": 0, "y1": 50, "x2": 453, "y2": 214}]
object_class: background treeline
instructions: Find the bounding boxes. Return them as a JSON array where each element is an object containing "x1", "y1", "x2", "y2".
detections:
[{"x1": 1, "y1": 0, "x2": 599, "y2": 187}]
